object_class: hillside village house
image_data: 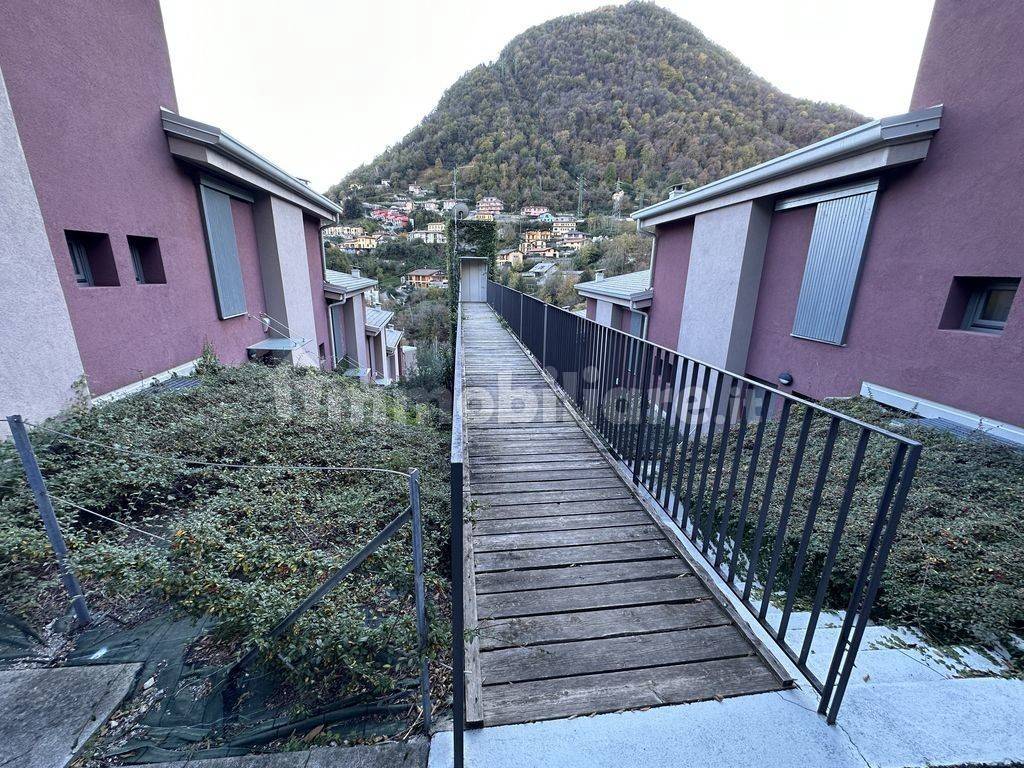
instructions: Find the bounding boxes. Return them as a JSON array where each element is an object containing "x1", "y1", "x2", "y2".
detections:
[
  {"x1": 497, "y1": 248, "x2": 524, "y2": 268},
  {"x1": 324, "y1": 224, "x2": 365, "y2": 239},
  {"x1": 408, "y1": 228, "x2": 447, "y2": 245},
  {"x1": 632, "y1": 0, "x2": 1023, "y2": 443},
  {"x1": 341, "y1": 234, "x2": 382, "y2": 252},
  {"x1": 521, "y1": 205, "x2": 551, "y2": 218},
  {"x1": 476, "y1": 196, "x2": 505, "y2": 216},
  {"x1": 552, "y1": 215, "x2": 577, "y2": 236},
  {"x1": 0, "y1": 0, "x2": 416, "y2": 430},
  {"x1": 404, "y1": 268, "x2": 445, "y2": 288}
]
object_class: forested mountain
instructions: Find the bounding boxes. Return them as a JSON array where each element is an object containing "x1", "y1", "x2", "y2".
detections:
[{"x1": 328, "y1": 2, "x2": 865, "y2": 213}]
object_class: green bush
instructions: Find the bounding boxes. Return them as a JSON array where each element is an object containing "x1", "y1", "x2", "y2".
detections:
[{"x1": 0, "y1": 365, "x2": 451, "y2": 702}]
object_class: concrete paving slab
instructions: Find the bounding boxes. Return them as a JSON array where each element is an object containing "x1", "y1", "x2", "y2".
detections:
[
  {"x1": 140, "y1": 738, "x2": 428, "y2": 768},
  {"x1": 841, "y1": 678, "x2": 1024, "y2": 768},
  {"x1": 428, "y1": 689, "x2": 866, "y2": 768},
  {"x1": 0, "y1": 663, "x2": 141, "y2": 768}
]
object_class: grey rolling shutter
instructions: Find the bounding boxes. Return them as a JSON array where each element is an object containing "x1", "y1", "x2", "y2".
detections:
[
  {"x1": 199, "y1": 184, "x2": 247, "y2": 319},
  {"x1": 791, "y1": 189, "x2": 877, "y2": 345}
]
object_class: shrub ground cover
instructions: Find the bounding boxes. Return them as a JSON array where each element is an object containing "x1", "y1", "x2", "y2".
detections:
[{"x1": 0, "y1": 363, "x2": 452, "y2": 732}]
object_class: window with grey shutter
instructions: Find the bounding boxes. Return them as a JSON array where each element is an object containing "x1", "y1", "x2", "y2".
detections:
[
  {"x1": 199, "y1": 184, "x2": 247, "y2": 319},
  {"x1": 787, "y1": 182, "x2": 878, "y2": 345}
]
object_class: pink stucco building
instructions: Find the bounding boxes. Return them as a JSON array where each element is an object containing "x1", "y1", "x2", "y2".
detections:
[
  {"x1": 633, "y1": 0, "x2": 1023, "y2": 443},
  {"x1": 0, "y1": 1, "x2": 405, "y2": 430}
]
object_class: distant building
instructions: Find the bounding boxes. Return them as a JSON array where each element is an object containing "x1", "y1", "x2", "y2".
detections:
[
  {"x1": 576, "y1": 269, "x2": 652, "y2": 338},
  {"x1": 469, "y1": 211, "x2": 494, "y2": 221},
  {"x1": 325, "y1": 269, "x2": 408, "y2": 384},
  {"x1": 426, "y1": 221, "x2": 445, "y2": 233},
  {"x1": 560, "y1": 231, "x2": 588, "y2": 250},
  {"x1": 497, "y1": 248, "x2": 524, "y2": 268},
  {"x1": 421, "y1": 199, "x2": 441, "y2": 212},
  {"x1": 408, "y1": 184, "x2": 431, "y2": 197},
  {"x1": 408, "y1": 229, "x2": 447, "y2": 245},
  {"x1": 536, "y1": 212, "x2": 555, "y2": 223},
  {"x1": 477, "y1": 196, "x2": 505, "y2": 216},
  {"x1": 342, "y1": 234, "x2": 381, "y2": 252},
  {"x1": 523, "y1": 229, "x2": 549, "y2": 244},
  {"x1": 521, "y1": 205, "x2": 551, "y2": 218},
  {"x1": 552, "y1": 216, "x2": 577, "y2": 236},
  {"x1": 404, "y1": 267, "x2": 445, "y2": 288},
  {"x1": 324, "y1": 224, "x2": 364, "y2": 238}
]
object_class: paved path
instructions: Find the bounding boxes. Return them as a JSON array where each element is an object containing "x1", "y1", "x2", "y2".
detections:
[
  {"x1": 459, "y1": 303, "x2": 785, "y2": 727},
  {"x1": 0, "y1": 663, "x2": 140, "y2": 768}
]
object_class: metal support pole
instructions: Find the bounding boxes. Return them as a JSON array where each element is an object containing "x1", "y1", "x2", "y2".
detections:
[
  {"x1": 6, "y1": 414, "x2": 91, "y2": 625},
  {"x1": 408, "y1": 468, "x2": 431, "y2": 732},
  {"x1": 541, "y1": 304, "x2": 548, "y2": 370}
]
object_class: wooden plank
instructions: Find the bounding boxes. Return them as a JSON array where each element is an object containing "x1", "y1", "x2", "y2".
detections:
[
  {"x1": 468, "y1": 460, "x2": 607, "y2": 475},
  {"x1": 474, "y1": 556, "x2": 688, "y2": 593},
  {"x1": 473, "y1": 510, "x2": 652, "y2": 536},
  {"x1": 477, "y1": 600, "x2": 728, "y2": 650},
  {"x1": 462, "y1": 506, "x2": 484, "y2": 725},
  {"x1": 472, "y1": 499, "x2": 642, "y2": 521},
  {"x1": 481, "y1": 624, "x2": 753, "y2": 685},
  {"x1": 474, "y1": 540, "x2": 677, "y2": 571},
  {"x1": 481, "y1": 655, "x2": 783, "y2": 726},
  {"x1": 476, "y1": 574, "x2": 705, "y2": 619},
  {"x1": 470, "y1": 477, "x2": 623, "y2": 494},
  {"x1": 472, "y1": 524, "x2": 661, "y2": 553},
  {"x1": 475, "y1": 488, "x2": 635, "y2": 507}
]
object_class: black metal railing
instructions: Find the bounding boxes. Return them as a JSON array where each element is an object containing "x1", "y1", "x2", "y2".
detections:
[{"x1": 485, "y1": 281, "x2": 922, "y2": 724}]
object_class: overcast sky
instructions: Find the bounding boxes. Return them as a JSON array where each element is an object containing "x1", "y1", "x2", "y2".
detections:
[{"x1": 160, "y1": 0, "x2": 935, "y2": 193}]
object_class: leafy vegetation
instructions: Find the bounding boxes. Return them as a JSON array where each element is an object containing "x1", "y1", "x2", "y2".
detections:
[
  {"x1": 0, "y1": 364, "x2": 452, "y2": 707},
  {"x1": 329, "y1": 2, "x2": 863, "y2": 212}
]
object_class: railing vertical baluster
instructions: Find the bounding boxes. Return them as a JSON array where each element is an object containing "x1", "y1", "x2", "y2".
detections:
[
  {"x1": 757, "y1": 407, "x2": 815, "y2": 620},
  {"x1": 714, "y1": 383, "x2": 751, "y2": 569},
  {"x1": 692, "y1": 371, "x2": 726, "y2": 548},
  {"x1": 727, "y1": 390, "x2": 772, "y2": 584},
  {"x1": 740, "y1": 399, "x2": 792, "y2": 603},
  {"x1": 653, "y1": 354, "x2": 680, "y2": 501},
  {"x1": 799, "y1": 428, "x2": 870, "y2": 666},
  {"x1": 777, "y1": 418, "x2": 840, "y2": 640},
  {"x1": 701, "y1": 375, "x2": 737, "y2": 556},
  {"x1": 680, "y1": 366, "x2": 712, "y2": 531},
  {"x1": 670, "y1": 362, "x2": 701, "y2": 521},
  {"x1": 630, "y1": 344, "x2": 655, "y2": 484}
]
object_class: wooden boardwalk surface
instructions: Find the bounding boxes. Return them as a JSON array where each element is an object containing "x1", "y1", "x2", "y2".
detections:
[{"x1": 460, "y1": 303, "x2": 786, "y2": 727}]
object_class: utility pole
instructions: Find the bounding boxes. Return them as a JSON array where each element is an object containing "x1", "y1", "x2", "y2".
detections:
[{"x1": 576, "y1": 175, "x2": 585, "y2": 219}]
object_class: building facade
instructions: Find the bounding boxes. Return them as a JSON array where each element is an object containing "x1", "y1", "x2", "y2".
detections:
[
  {"x1": 633, "y1": 0, "x2": 1023, "y2": 442},
  {"x1": 0, "y1": 0, "x2": 354, "y2": 430}
]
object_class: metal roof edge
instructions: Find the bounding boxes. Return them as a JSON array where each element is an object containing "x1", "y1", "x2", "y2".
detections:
[{"x1": 161, "y1": 108, "x2": 342, "y2": 217}]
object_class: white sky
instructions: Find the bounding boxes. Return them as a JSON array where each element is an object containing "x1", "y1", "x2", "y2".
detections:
[{"x1": 160, "y1": 0, "x2": 935, "y2": 193}]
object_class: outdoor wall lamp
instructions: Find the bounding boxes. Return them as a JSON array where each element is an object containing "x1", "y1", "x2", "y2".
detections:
[{"x1": 778, "y1": 371, "x2": 794, "y2": 387}]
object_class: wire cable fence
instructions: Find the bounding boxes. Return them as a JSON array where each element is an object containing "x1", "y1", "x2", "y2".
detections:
[
  {"x1": 486, "y1": 280, "x2": 922, "y2": 724},
  {"x1": 3, "y1": 412, "x2": 434, "y2": 762}
]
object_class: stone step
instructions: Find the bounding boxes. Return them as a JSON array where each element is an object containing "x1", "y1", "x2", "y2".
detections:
[{"x1": 0, "y1": 663, "x2": 141, "y2": 768}]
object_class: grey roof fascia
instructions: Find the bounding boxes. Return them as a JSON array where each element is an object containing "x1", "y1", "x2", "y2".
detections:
[
  {"x1": 162, "y1": 108, "x2": 343, "y2": 218},
  {"x1": 631, "y1": 105, "x2": 942, "y2": 226}
]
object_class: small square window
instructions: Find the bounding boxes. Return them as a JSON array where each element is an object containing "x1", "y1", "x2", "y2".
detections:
[
  {"x1": 65, "y1": 231, "x2": 119, "y2": 287},
  {"x1": 127, "y1": 236, "x2": 166, "y2": 284},
  {"x1": 961, "y1": 278, "x2": 1019, "y2": 333}
]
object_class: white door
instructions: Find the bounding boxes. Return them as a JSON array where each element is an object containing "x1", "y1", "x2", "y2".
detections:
[{"x1": 460, "y1": 259, "x2": 486, "y2": 303}]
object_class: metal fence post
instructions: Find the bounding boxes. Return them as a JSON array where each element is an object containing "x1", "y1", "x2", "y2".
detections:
[
  {"x1": 6, "y1": 414, "x2": 91, "y2": 625},
  {"x1": 541, "y1": 304, "x2": 548, "y2": 370},
  {"x1": 408, "y1": 468, "x2": 431, "y2": 732}
]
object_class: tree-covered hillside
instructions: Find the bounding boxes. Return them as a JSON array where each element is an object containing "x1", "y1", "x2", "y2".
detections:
[{"x1": 329, "y1": 2, "x2": 864, "y2": 212}]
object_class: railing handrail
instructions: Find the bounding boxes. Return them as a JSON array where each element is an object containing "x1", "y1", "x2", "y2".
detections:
[
  {"x1": 487, "y1": 281, "x2": 921, "y2": 448},
  {"x1": 451, "y1": 308, "x2": 466, "y2": 464},
  {"x1": 448, "y1": 308, "x2": 466, "y2": 768}
]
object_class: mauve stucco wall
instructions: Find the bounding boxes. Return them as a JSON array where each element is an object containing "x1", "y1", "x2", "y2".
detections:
[
  {"x1": 303, "y1": 215, "x2": 331, "y2": 369},
  {"x1": 746, "y1": 0, "x2": 1024, "y2": 425},
  {"x1": 0, "y1": 0, "x2": 267, "y2": 395},
  {"x1": 647, "y1": 220, "x2": 693, "y2": 350}
]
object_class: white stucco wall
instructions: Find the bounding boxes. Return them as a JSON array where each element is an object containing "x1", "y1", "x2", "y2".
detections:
[
  {"x1": 595, "y1": 299, "x2": 614, "y2": 327},
  {"x1": 0, "y1": 66, "x2": 85, "y2": 435},
  {"x1": 676, "y1": 200, "x2": 771, "y2": 371},
  {"x1": 254, "y1": 195, "x2": 319, "y2": 367}
]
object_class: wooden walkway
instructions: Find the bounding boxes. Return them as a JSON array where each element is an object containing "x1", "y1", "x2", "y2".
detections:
[{"x1": 460, "y1": 303, "x2": 787, "y2": 727}]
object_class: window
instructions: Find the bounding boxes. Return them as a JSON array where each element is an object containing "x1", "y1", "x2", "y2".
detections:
[
  {"x1": 198, "y1": 183, "x2": 247, "y2": 319},
  {"x1": 785, "y1": 181, "x2": 878, "y2": 345},
  {"x1": 962, "y1": 279, "x2": 1019, "y2": 333},
  {"x1": 127, "y1": 236, "x2": 166, "y2": 284},
  {"x1": 65, "y1": 231, "x2": 119, "y2": 286}
]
